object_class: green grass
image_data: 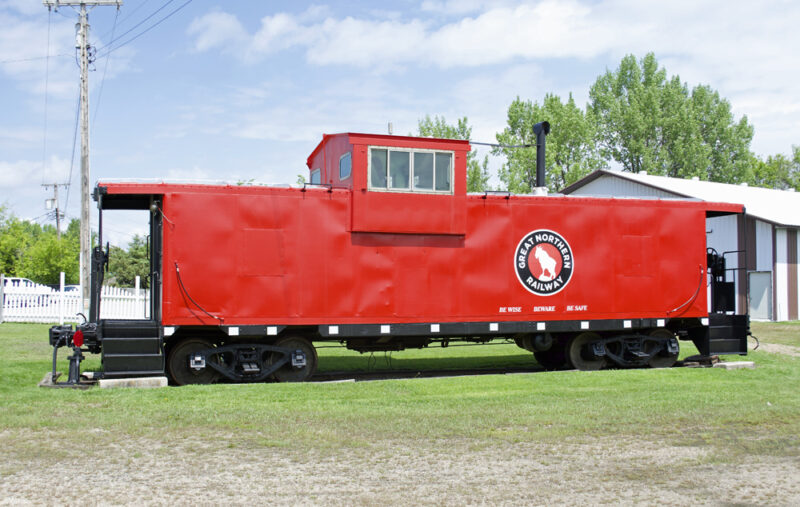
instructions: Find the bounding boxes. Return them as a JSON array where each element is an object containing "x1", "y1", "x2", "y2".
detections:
[
  {"x1": 1, "y1": 322, "x2": 799, "y2": 461},
  {"x1": 750, "y1": 320, "x2": 800, "y2": 347}
]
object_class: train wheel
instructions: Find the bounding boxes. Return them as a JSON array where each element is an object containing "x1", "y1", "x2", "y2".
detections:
[
  {"x1": 270, "y1": 336, "x2": 318, "y2": 382},
  {"x1": 567, "y1": 332, "x2": 607, "y2": 371},
  {"x1": 534, "y1": 340, "x2": 567, "y2": 370},
  {"x1": 647, "y1": 329, "x2": 679, "y2": 368},
  {"x1": 168, "y1": 338, "x2": 220, "y2": 386}
]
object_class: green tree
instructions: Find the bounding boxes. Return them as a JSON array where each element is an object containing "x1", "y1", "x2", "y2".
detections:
[
  {"x1": 0, "y1": 206, "x2": 33, "y2": 277},
  {"x1": 416, "y1": 115, "x2": 491, "y2": 192},
  {"x1": 495, "y1": 93, "x2": 602, "y2": 193},
  {"x1": 107, "y1": 235, "x2": 150, "y2": 288},
  {"x1": 589, "y1": 53, "x2": 754, "y2": 182},
  {"x1": 0, "y1": 207, "x2": 80, "y2": 284},
  {"x1": 18, "y1": 227, "x2": 80, "y2": 285},
  {"x1": 750, "y1": 146, "x2": 800, "y2": 190}
]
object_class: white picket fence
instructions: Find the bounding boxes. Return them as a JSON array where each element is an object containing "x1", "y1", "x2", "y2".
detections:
[{"x1": 1, "y1": 274, "x2": 149, "y2": 324}]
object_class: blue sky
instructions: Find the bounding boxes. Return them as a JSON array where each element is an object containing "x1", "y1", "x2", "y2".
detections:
[{"x1": 1, "y1": 0, "x2": 799, "y2": 244}]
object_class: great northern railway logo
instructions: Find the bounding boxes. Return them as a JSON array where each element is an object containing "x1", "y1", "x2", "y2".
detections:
[{"x1": 514, "y1": 229, "x2": 574, "y2": 296}]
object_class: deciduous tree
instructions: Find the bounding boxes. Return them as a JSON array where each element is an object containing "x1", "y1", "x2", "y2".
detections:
[
  {"x1": 495, "y1": 93, "x2": 602, "y2": 193},
  {"x1": 588, "y1": 53, "x2": 754, "y2": 182},
  {"x1": 750, "y1": 146, "x2": 800, "y2": 190},
  {"x1": 107, "y1": 235, "x2": 150, "y2": 288},
  {"x1": 417, "y1": 115, "x2": 491, "y2": 192}
]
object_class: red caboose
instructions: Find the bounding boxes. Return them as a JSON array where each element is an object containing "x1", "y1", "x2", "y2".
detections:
[{"x1": 48, "y1": 132, "x2": 748, "y2": 384}]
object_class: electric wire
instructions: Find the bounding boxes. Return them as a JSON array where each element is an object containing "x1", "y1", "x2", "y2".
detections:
[
  {"x1": 0, "y1": 54, "x2": 71, "y2": 64},
  {"x1": 63, "y1": 90, "x2": 81, "y2": 213},
  {"x1": 92, "y1": 6, "x2": 120, "y2": 127},
  {"x1": 96, "y1": 0, "x2": 177, "y2": 51},
  {"x1": 470, "y1": 141, "x2": 534, "y2": 149},
  {"x1": 99, "y1": 0, "x2": 153, "y2": 39},
  {"x1": 96, "y1": 0, "x2": 194, "y2": 58},
  {"x1": 41, "y1": 7, "x2": 53, "y2": 186}
]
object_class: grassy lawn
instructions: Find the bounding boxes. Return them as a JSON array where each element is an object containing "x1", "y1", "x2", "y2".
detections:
[
  {"x1": 1, "y1": 321, "x2": 798, "y2": 504},
  {"x1": 750, "y1": 320, "x2": 800, "y2": 347},
  {"x1": 0, "y1": 321, "x2": 798, "y2": 457}
]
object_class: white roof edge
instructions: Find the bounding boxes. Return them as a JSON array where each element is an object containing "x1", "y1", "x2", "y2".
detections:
[
  {"x1": 97, "y1": 178, "x2": 304, "y2": 189},
  {"x1": 572, "y1": 169, "x2": 800, "y2": 227}
]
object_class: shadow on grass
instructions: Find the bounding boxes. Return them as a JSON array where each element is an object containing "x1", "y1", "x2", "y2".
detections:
[{"x1": 313, "y1": 348, "x2": 544, "y2": 381}]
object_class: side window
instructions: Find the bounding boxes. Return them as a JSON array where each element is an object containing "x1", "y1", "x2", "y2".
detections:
[
  {"x1": 389, "y1": 150, "x2": 410, "y2": 189},
  {"x1": 339, "y1": 152, "x2": 352, "y2": 180},
  {"x1": 413, "y1": 152, "x2": 433, "y2": 190},
  {"x1": 435, "y1": 153, "x2": 452, "y2": 191},
  {"x1": 369, "y1": 147, "x2": 453, "y2": 194},
  {"x1": 310, "y1": 168, "x2": 321, "y2": 184},
  {"x1": 371, "y1": 149, "x2": 387, "y2": 188}
]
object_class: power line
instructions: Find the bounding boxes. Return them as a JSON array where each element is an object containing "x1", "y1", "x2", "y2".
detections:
[
  {"x1": 98, "y1": 0, "x2": 153, "y2": 39},
  {"x1": 96, "y1": 0, "x2": 193, "y2": 58},
  {"x1": 41, "y1": 8, "x2": 52, "y2": 186},
  {"x1": 64, "y1": 89, "x2": 81, "y2": 213},
  {"x1": 96, "y1": 0, "x2": 177, "y2": 53},
  {"x1": 92, "y1": 6, "x2": 120, "y2": 127},
  {"x1": 0, "y1": 54, "x2": 72, "y2": 64},
  {"x1": 470, "y1": 141, "x2": 535, "y2": 149}
]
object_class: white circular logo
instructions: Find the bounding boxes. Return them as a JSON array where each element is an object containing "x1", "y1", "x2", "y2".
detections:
[{"x1": 514, "y1": 229, "x2": 574, "y2": 296}]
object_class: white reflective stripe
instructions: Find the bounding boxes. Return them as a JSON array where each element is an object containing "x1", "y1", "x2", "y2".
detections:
[
  {"x1": 581, "y1": 321, "x2": 590, "y2": 330},
  {"x1": 163, "y1": 326, "x2": 175, "y2": 336},
  {"x1": 623, "y1": 320, "x2": 632, "y2": 328},
  {"x1": 381, "y1": 325, "x2": 391, "y2": 334},
  {"x1": 329, "y1": 325, "x2": 339, "y2": 335},
  {"x1": 537, "y1": 322, "x2": 546, "y2": 331},
  {"x1": 657, "y1": 319, "x2": 665, "y2": 327},
  {"x1": 489, "y1": 323, "x2": 499, "y2": 332},
  {"x1": 267, "y1": 326, "x2": 277, "y2": 336},
  {"x1": 430, "y1": 324, "x2": 440, "y2": 333},
  {"x1": 227, "y1": 326, "x2": 239, "y2": 336}
]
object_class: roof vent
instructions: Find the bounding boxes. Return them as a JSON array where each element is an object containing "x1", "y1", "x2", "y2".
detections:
[
  {"x1": 740, "y1": 182, "x2": 748, "y2": 187},
  {"x1": 788, "y1": 188, "x2": 796, "y2": 192},
  {"x1": 691, "y1": 176, "x2": 699, "y2": 181},
  {"x1": 641, "y1": 171, "x2": 647, "y2": 175}
]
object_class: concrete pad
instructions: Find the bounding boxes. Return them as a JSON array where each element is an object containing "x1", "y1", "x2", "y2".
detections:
[
  {"x1": 713, "y1": 361, "x2": 756, "y2": 370},
  {"x1": 98, "y1": 376, "x2": 168, "y2": 389}
]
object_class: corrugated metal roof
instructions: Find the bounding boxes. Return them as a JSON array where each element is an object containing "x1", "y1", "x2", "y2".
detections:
[{"x1": 563, "y1": 170, "x2": 800, "y2": 227}]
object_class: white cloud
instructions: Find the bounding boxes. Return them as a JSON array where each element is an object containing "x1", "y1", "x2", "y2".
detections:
[
  {"x1": 0, "y1": 127, "x2": 44, "y2": 148},
  {"x1": 420, "y1": 0, "x2": 517, "y2": 16},
  {"x1": 0, "y1": 0, "x2": 42, "y2": 16},
  {"x1": 0, "y1": 155, "x2": 70, "y2": 188},
  {"x1": 0, "y1": 10, "x2": 135, "y2": 99},
  {"x1": 187, "y1": 1, "x2": 616, "y2": 68},
  {"x1": 187, "y1": 11, "x2": 247, "y2": 52},
  {"x1": 0, "y1": 12, "x2": 77, "y2": 97},
  {"x1": 181, "y1": 1, "x2": 800, "y2": 156}
]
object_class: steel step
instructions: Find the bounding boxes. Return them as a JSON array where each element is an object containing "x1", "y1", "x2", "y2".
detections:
[
  {"x1": 103, "y1": 352, "x2": 164, "y2": 375},
  {"x1": 102, "y1": 336, "x2": 162, "y2": 355},
  {"x1": 101, "y1": 319, "x2": 159, "y2": 338}
]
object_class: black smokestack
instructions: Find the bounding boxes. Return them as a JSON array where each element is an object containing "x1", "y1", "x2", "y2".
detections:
[{"x1": 533, "y1": 121, "x2": 550, "y2": 188}]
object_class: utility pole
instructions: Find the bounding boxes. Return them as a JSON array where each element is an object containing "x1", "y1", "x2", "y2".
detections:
[
  {"x1": 42, "y1": 182, "x2": 68, "y2": 239},
  {"x1": 42, "y1": 0, "x2": 122, "y2": 313}
]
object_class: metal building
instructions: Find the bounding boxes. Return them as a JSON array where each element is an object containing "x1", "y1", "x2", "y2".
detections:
[{"x1": 562, "y1": 170, "x2": 800, "y2": 321}]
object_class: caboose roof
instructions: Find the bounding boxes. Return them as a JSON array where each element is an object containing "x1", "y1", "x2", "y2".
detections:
[{"x1": 305, "y1": 132, "x2": 471, "y2": 169}]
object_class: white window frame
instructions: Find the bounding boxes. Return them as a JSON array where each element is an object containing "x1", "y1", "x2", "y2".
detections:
[
  {"x1": 367, "y1": 146, "x2": 454, "y2": 195},
  {"x1": 310, "y1": 168, "x2": 321, "y2": 184},
  {"x1": 339, "y1": 152, "x2": 352, "y2": 181}
]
